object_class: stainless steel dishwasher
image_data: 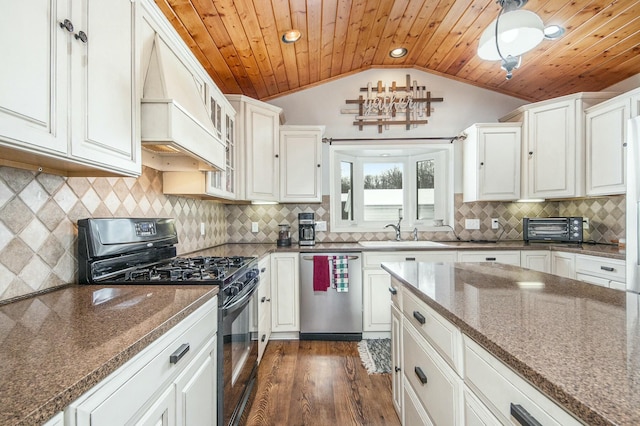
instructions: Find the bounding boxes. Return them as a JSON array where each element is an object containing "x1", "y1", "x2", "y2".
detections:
[{"x1": 299, "y1": 252, "x2": 363, "y2": 340}]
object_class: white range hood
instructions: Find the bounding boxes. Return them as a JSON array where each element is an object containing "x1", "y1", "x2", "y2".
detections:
[{"x1": 141, "y1": 34, "x2": 225, "y2": 172}]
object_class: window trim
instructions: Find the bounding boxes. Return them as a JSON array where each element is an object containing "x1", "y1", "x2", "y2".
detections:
[{"x1": 329, "y1": 144, "x2": 454, "y2": 233}]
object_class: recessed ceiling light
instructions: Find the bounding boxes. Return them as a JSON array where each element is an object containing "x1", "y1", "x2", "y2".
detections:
[
  {"x1": 282, "y1": 30, "x2": 301, "y2": 43},
  {"x1": 543, "y1": 24, "x2": 565, "y2": 40},
  {"x1": 389, "y1": 47, "x2": 408, "y2": 58}
]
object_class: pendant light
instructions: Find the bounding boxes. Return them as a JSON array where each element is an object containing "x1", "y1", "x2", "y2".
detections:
[{"x1": 478, "y1": 0, "x2": 555, "y2": 80}]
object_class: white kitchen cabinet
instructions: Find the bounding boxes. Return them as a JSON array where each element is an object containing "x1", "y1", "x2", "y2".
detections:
[
  {"x1": 67, "y1": 297, "x2": 218, "y2": 426},
  {"x1": 279, "y1": 126, "x2": 324, "y2": 203},
  {"x1": 463, "y1": 336, "x2": 581, "y2": 426},
  {"x1": 500, "y1": 92, "x2": 615, "y2": 199},
  {"x1": 403, "y1": 307, "x2": 463, "y2": 426},
  {"x1": 457, "y1": 250, "x2": 520, "y2": 266},
  {"x1": 270, "y1": 253, "x2": 299, "y2": 335},
  {"x1": 585, "y1": 96, "x2": 629, "y2": 195},
  {"x1": 258, "y1": 256, "x2": 272, "y2": 362},
  {"x1": 463, "y1": 387, "x2": 500, "y2": 426},
  {"x1": 226, "y1": 95, "x2": 282, "y2": 202},
  {"x1": 551, "y1": 252, "x2": 576, "y2": 279},
  {"x1": 0, "y1": 0, "x2": 140, "y2": 177},
  {"x1": 391, "y1": 303, "x2": 403, "y2": 417},
  {"x1": 363, "y1": 251, "x2": 457, "y2": 335},
  {"x1": 575, "y1": 254, "x2": 625, "y2": 290},
  {"x1": 520, "y1": 250, "x2": 551, "y2": 273},
  {"x1": 462, "y1": 123, "x2": 521, "y2": 202}
]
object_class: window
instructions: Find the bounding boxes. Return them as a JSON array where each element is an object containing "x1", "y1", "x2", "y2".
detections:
[{"x1": 330, "y1": 144, "x2": 453, "y2": 233}]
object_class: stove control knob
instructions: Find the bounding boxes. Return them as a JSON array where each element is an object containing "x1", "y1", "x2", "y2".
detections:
[
  {"x1": 245, "y1": 269, "x2": 259, "y2": 280},
  {"x1": 225, "y1": 285, "x2": 239, "y2": 297}
]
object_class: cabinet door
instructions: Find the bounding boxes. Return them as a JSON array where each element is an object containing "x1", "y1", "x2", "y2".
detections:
[
  {"x1": 279, "y1": 128, "x2": 323, "y2": 202},
  {"x1": 175, "y1": 337, "x2": 217, "y2": 426},
  {"x1": 0, "y1": 0, "x2": 67, "y2": 154},
  {"x1": 134, "y1": 386, "x2": 177, "y2": 426},
  {"x1": 363, "y1": 269, "x2": 392, "y2": 332},
  {"x1": 586, "y1": 99, "x2": 628, "y2": 195},
  {"x1": 258, "y1": 257, "x2": 272, "y2": 362},
  {"x1": 526, "y1": 100, "x2": 578, "y2": 198},
  {"x1": 477, "y1": 127, "x2": 521, "y2": 201},
  {"x1": 551, "y1": 252, "x2": 575, "y2": 279},
  {"x1": 271, "y1": 253, "x2": 299, "y2": 332},
  {"x1": 391, "y1": 304, "x2": 403, "y2": 416},
  {"x1": 245, "y1": 103, "x2": 279, "y2": 201},
  {"x1": 69, "y1": 0, "x2": 139, "y2": 174},
  {"x1": 520, "y1": 251, "x2": 550, "y2": 273}
]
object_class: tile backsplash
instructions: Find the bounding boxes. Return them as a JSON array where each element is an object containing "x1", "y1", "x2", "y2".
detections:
[
  {"x1": 0, "y1": 164, "x2": 626, "y2": 302},
  {"x1": 0, "y1": 166, "x2": 226, "y2": 302}
]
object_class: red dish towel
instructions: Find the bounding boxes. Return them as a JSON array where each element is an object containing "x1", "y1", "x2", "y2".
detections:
[{"x1": 313, "y1": 256, "x2": 330, "y2": 291}]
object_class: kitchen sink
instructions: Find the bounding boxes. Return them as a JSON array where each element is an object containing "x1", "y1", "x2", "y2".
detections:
[{"x1": 358, "y1": 240, "x2": 448, "y2": 248}]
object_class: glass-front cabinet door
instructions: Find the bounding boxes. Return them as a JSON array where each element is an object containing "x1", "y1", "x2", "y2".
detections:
[{"x1": 206, "y1": 89, "x2": 237, "y2": 199}]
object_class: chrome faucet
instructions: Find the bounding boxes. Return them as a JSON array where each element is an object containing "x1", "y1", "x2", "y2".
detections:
[{"x1": 385, "y1": 209, "x2": 403, "y2": 241}]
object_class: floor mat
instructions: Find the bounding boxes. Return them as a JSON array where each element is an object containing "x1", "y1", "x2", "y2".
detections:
[{"x1": 357, "y1": 338, "x2": 391, "y2": 374}]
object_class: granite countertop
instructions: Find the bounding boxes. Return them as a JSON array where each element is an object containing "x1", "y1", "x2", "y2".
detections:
[
  {"x1": 381, "y1": 261, "x2": 640, "y2": 426},
  {"x1": 0, "y1": 285, "x2": 218, "y2": 425},
  {"x1": 213, "y1": 241, "x2": 625, "y2": 260}
]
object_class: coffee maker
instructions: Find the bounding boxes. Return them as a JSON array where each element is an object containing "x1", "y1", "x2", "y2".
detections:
[{"x1": 298, "y1": 213, "x2": 316, "y2": 246}]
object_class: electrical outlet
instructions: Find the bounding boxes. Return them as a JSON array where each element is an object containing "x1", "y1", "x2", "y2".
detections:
[
  {"x1": 315, "y1": 220, "x2": 327, "y2": 232},
  {"x1": 491, "y1": 218, "x2": 500, "y2": 229},
  {"x1": 583, "y1": 218, "x2": 589, "y2": 230},
  {"x1": 200, "y1": 222, "x2": 205, "y2": 236},
  {"x1": 465, "y1": 218, "x2": 480, "y2": 230},
  {"x1": 251, "y1": 222, "x2": 259, "y2": 233}
]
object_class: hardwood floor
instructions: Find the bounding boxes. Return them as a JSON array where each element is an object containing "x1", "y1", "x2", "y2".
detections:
[{"x1": 245, "y1": 340, "x2": 401, "y2": 426}]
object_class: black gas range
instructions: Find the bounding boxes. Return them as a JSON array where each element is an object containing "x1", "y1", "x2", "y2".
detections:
[{"x1": 77, "y1": 218, "x2": 258, "y2": 305}]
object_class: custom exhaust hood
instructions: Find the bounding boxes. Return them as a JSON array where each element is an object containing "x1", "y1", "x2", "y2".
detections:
[{"x1": 141, "y1": 34, "x2": 225, "y2": 172}]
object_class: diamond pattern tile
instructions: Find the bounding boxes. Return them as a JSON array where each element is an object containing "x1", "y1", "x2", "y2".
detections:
[{"x1": 0, "y1": 162, "x2": 627, "y2": 302}]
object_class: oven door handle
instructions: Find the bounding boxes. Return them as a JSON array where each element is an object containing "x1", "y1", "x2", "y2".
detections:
[{"x1": 222, "y1": 278, "x2": 259, "y2": 315}]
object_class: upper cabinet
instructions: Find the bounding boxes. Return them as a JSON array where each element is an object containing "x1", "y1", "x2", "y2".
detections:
[
  {"x1": 226, "y1": 95, "x2": 282, "y2": 202},
  {"x1": 584, "y1": 87, "x2": 640, "y2": 196},
  {"x1": 462, "y1": 123, "x2": 521, "y2": 202},
  {"x1": 279, "y1": 126, "x2": 324, "y2": 203},
  {"x1": 501, "y1": 92, "x2": 616, "y2": 199},
  {"x1": 0, "y1": 0, "x2": 140, "y2": 176}
]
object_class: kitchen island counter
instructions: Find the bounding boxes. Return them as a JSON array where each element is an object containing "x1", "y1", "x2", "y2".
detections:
[
  {"x1": 382, "y1": 261, "x2": 639, "y2": 425},
  {"x1": 0, "y1": 285, "x2": 218, "y2": 425}
]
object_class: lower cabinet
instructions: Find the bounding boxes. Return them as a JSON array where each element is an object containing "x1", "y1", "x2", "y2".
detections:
[
  {"x1": 575, "y1": 254, "x2": 626, "y2": 290},
  {"x1": 270, "y1": 253, "x2": 299, "y2": 335},
  {"x1": 363, "y1": 251, "x2": 457, "y2": 335},
  {"x1": 551, "y1": 251, "x2": 576, "y2": 278},
  {"x1": 258, "y1": 256, "x2": 272, "y2": 361},
  {"x1": 66, "y1": 297, "x2": 218, "y2": 426},
  {"x1": 457, "y1": 250, "x2": 520, "y2": 266},
  {"x1": 390, "y1": 282, "x2": 581, "y2": 425},
  {"x1": 390, "y1": 303, "x2": 403, "y2": 416},
  {"x1": 520, "y1": 250, "x2": 551, "y2": 273}
]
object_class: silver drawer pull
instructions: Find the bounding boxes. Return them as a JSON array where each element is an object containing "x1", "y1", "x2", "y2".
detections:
[
  {"x1": 510, "y1": 403, "x2": 542, "y2": 426},
  {"x1": 600, "y1": 266, "x2": 615, "y2": 272},
  {"x1": 170, "y1": 343, "x2": 190, "y2": 364},
  {"x1": 413, "y1": 311, "x2": 426, "y2": 325},
  {"x1": 414, "y1": 366, "x2": 428, "y2": 384}
]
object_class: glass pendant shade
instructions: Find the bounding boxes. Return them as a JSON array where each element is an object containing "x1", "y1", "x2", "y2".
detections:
[{"x1": 477, "y1": 9, "x2": 544, "y2": 60}]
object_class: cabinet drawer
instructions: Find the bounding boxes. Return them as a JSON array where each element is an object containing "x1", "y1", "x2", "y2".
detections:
[
  {"x1": 72, "y1": 298, "x2": 218, "y2": 425},
  {"x1": 403, "y1": 289, "x2": 462, "y2": 372},
  {"x1": 364, "y1": 251, "x2": 457, "y2": 268},
  {"x1": 575, "y1": 255, "x2": 625, "y2": 282},
  {"x1": 403, "y1": 379, "x2": 433, "y2": 426},
  {"x1": 464, "y1": 387, "x2": 500, "y2": 426},
  {"x1": 403, "y1": 322, "x2": 463, "y2": 426},
  {"x1": 457, "y1": 251, "x2": 520, "y2": 266},
  {"x1": 389, "y1": 277, "x2": 402, "y2": 310},
  {"x1": 463, "y1": 336, "x2": 581, "y2": 426}
]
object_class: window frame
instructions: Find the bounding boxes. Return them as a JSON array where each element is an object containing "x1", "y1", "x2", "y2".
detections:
[{"x1": 329, "y1": 143, "x2": 454, "y2": 233}]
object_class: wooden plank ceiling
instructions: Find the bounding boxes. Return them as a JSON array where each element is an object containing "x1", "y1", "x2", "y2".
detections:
[{"x1": 156, "y1": 0, "x2": 640, "y2": 102}]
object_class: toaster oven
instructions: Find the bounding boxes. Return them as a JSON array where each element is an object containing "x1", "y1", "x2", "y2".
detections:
[{"x1": 523, "y1": 217, "x2": 583, "y2": 243}]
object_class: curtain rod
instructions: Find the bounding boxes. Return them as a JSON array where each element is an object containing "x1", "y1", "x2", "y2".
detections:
[{"x1": 322, "y1": 136, "x2": 459, "y2": 144}]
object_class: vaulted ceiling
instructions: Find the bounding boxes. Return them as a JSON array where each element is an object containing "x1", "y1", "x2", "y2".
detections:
[{"x1": 155, "y1": 0, "x2": 640, "y2": 102}]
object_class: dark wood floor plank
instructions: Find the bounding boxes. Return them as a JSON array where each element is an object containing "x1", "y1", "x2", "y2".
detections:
[{"x1": 245, "y1": 340, "x2": 400, "y2": 426}]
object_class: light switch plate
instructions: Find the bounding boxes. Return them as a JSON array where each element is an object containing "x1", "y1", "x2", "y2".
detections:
[
  {"x1": 315, "y1": 220, "x2": 327, "y2": 232},
  {"x1": 465, "y1": 218, "x2": 480, "y2": 230},
  {"x1": 491, "y1": 218, "x2": 499, "y2": 229},
  {"x1": 200, "y1": 222, "x2": 205, "y2": 236},
  {"x1": 251, "y1": 222, "x2": 259, "y2": 233},
  {"x1": 583, "y1": 218, "x2": 589, "y2": 230}
]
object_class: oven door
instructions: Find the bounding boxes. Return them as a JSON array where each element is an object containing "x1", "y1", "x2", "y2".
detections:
[{"x1": 220, "y1": 282, "x2": 259, "y2": 426}]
